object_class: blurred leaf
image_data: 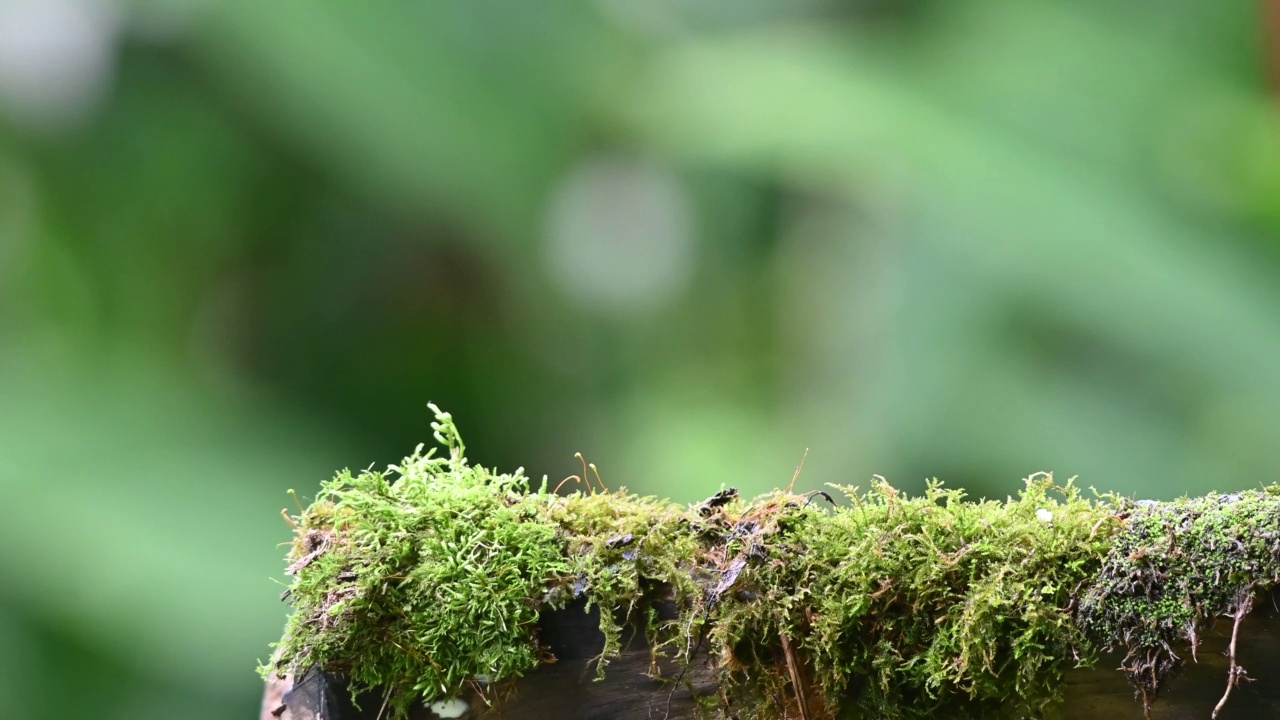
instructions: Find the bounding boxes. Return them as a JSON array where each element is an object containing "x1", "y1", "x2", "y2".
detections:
[
  {"x1": 0, "y1": 348, "x2": 351, "y2": 695},
  {"x1": 628, "y1": 18, "x2": 1280, "y2": 495},
  {"x1": 193, "y1": 0, "x2": 620, "y2": 244}
]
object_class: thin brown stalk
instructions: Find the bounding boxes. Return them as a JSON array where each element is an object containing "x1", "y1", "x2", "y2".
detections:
[
  {"x1": 778, "y1": 626, "x2": 811, "y2": 720},
  {"x1": 1212, "y1": 591, "x2": 1254, "y2": 719}
]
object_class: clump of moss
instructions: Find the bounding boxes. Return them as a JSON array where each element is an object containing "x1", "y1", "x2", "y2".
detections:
[
  {"x1": 705, "y1": 476, "x2": 1115, "y2": 719},
  {"x1": 264, "y1": 407, "x2": 1280, "y2": 720},
  {"x1": 264, "y1": 406, "x2": 702, "y2": 719},
  {"x1": 265, "y1": 407, "x2": 575, "y2": 719},
  {"x1": 1077, "y1": 488, "x2": 1280, "y2": 715},
  {"x1": 540, "y1": 484, "x2": 701, "y2": 666}
]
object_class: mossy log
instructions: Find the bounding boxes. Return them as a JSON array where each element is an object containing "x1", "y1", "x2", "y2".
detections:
[
  {"x1": 260, "y1": 407, "x2": 1280, "y2": 720},
  {"x1": 263, "y1": 594, "x2": 1280, "y2": 720}
]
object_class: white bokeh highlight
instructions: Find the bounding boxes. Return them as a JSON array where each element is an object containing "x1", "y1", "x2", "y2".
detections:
[
  {"x1": 0, "y1": 0, "x2": 120, "y2": 130},
  {"x1": 544, "y1": 155, "x2": 697, "y2": 318}
]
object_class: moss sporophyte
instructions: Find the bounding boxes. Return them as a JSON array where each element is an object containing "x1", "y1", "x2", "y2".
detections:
[{"x1": 263, "y1": 406, "x2": 1280, "y2": 720}]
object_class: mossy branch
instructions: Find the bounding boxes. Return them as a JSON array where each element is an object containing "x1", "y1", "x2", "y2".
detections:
[{"x1": 263, "y1": 406, "x2": 1280, "y2": 720}]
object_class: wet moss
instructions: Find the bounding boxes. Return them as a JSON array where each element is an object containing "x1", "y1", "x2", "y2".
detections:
[{"x1": 262, "y1": 407, "x2": 1280, "y2": 719}]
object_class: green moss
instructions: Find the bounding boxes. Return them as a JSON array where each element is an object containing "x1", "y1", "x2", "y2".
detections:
[
  {"x1": 704, "y1": 477, "x2": 1114, "y2": 719},
  {"x1": 265, "y1": 408, "x2": 574, "y2": 719},
  {"x1": 1077, "y1": 489, "x2": 1280, "y2": 712},
  {"x1": 262, "y1": 407, "x2": 1280, "y2": 719}
]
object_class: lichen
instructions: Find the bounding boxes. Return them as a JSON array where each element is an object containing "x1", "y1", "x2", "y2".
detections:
[{"x1": 262, "y1": 406, "x2": 1280, "y2": 720}]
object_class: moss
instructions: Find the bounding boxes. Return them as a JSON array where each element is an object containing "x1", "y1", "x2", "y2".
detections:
[
  {"x1": 262, "y1": 407, "x2": 1280, "y2": 719},
  {"x1": 1077, "y1": 489, "x2": 1280, "y2": 714},
  {"x1": 265, "y1": 408, "x2": 573, "y2": 719}
]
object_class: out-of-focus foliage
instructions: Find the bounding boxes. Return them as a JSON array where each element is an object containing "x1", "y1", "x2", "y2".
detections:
[{"x1": 0, "y1": 0, "x2": 1274, "y2": 718}]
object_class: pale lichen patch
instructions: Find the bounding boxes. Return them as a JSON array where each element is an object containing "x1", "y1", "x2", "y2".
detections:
[{"x1": 427, "y1": 697, "x2": 469, "y2": 718}]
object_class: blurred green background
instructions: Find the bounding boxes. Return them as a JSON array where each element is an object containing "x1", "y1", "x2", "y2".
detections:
[{"x1": 1, "y1": 0, "x2": 1277, "y2": 718}]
